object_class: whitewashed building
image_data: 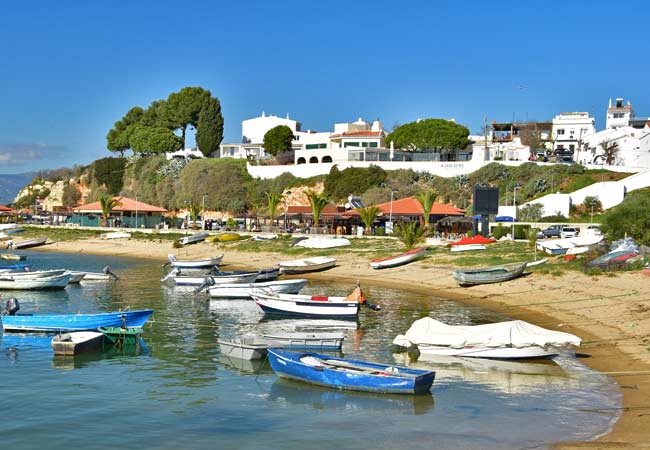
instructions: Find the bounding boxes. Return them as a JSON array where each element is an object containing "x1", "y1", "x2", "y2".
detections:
[
  {"x1": 551, "y1": 112, "x2": 595, "y2": 155},
  {"x1": 606, "y1": 98, "x2": 634, "y2": 129}
]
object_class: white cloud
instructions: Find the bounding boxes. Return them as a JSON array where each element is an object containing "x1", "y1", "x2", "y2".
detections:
[{"x1": 0, "y1": 142, "x2": 65, "y2": 166}]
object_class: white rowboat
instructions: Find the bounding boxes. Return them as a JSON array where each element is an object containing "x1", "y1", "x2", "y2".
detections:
[
  {"x1": 278, "y1": 256, "x2": 336, "y2": 274},
  {"x1": 207, "y1": 279, "x2": 308, "y2": 298},
  {"x1": 450, "y1": 244, "x2": 486, "y2": 253},
  {"x1": 370, "y1": 247, "x2": 426, "y2": 269},
  {"x1": 252, "y1": 291, "x2": 359, "y2": 319},
  {"x1": 100, "y1": 231, "x2": 131, "y2": 240},
  {"x1": 167, "y1": 254, "x2": 223, "y2": 269},
  {"x1": 0, "y1": 273, "x2": 71, "y2": 290}
]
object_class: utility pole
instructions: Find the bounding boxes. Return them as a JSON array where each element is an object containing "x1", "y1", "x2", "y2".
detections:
[{"x1": 483, "y1": 116, "x2": 489, "y2": 161}]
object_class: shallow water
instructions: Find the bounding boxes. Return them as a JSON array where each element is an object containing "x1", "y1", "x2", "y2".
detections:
[{"x1": 0, "y1": 252, "x2": 621, "y2": 450}]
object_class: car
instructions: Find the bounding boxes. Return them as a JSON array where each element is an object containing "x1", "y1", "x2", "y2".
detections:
[
  {"x1": 560, "y1": 227, "x2": 579, "y2": 239},
  {"x1": 537, "y1": 224, "x2": 567, "y2": 239}
]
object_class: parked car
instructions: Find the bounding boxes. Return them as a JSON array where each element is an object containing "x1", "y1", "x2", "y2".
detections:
[
  {"x1": 585, "y1": 225, "x2": 602, "y2": 236},
  {"x1": 560, "y1": 227, "x2": 580, "y2": 239},
  {"x1": 537, "y1": 224, "x2": 567, "y2": 239}
]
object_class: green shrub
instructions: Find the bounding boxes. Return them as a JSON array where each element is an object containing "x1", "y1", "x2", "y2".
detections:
[
  {"x1": 492, "y1": 225, "x2": 509, "y2": 239},
  {"x1": 374, "y1": 226, "x2": 386, "y2": 236},
  {"x1": 324, "y1": 165, "x2": 387, "y2": 202},
  {"x1": 513, "y1": 224, "x2": 531, "y2": 239},
  {"x1": 91, "y1": 157, "x2": 127, "y2": 195}
]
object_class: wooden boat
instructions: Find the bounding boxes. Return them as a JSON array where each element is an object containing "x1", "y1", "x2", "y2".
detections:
[
  {"x1": 0, "y1": 262, "x2": 32, "y2": 272},
  {"x1": 0, "y1": 253, "x2": 26, "y2": 260},
  {"x1": 207, "y1": 279, "x2": 308, "y2": 299},
  {"x1": 294, "y1": 238, "x2": 350, "y2": 249},
  {"x1": 278, "y1": 256, "x2": 336, "y2": 274},
  {"x1": 0, "y1": 273, "x2": 71, "y2": 290},
  {"x1": 252, "y1": 287, "x2": 364, "y2": 319},
  {"x1": 98, "y1": 326, "x2": 142, "y2": 347},
  {"x1": 70, "y1": 266, "x2": 119, "y2": 281},
  {"x1": 588, "y1": 250, "x2": 637, "y2": 268},
  {"x1": 100, "y1": 231, "x2": 131, "y2": 240},
  {"x1": 267, "y1": 349, "x2": 436, "y2": 394},
  {"x1": 11, "y1": 237, "x2": 48, "y2": 250},
  {"x1": 0, "y1": 269, "x2": 66, "y2": 279},
  {"x1": 526, "y1": 258, "x2": 548, "y2": 267},
  {"x1": 393, "y1": 317, "x2": 581, "y2": 359},
  {"x1": 167, "y1": 253, "x2": 223, "y2": 269},
  {"x1": 450, "y1": 244, "x2": 486, "y2": 253},
  {"x1": 172, "y1": 271, "x2": 259, "y2": 286},
  {"x1": 370, "y1": 247, "x2": 426, "y2": 269},
  {"x1": 256, "y1": 267, "x2": 280, "y2": 282},
  {"x1": 177, "y1": 232, "x2": 209, "y2": 246},
  {"x1": 1, "y1": 309, "x2": 154, "y2": 332},
  {"x1": 218, "y1": 331, "x2": 345, "y2": 360},
  {"x1": 51, "y1": 331, "x2": 104, "y2": 356},
  {"x1": 452, "y1": 262, "x2": 527, "y2": 287}
]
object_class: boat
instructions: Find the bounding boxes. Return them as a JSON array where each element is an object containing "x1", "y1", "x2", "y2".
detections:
[
  {"x1": 0, "y1": 269, "x2": 67, "y2": 279},
  {"x1": 0, "y1": 262, "x2": 32, "y2": 271},
  {"x1": 51, "y1": 331, "x2": 105, "y2": 356},
  {"x1": 251, "y1": 284, "x2": 369, "y2": 319},
  {"x1": 452, "y1": 262, "x2": 527, "y2": 287},
  {"x1": 100, "y1": 231, "x2": 131, "y2": 240},
  {"x1": 10, "y1": 237, "x2": 48, "y2": 250},
  {"x1": 98, "y1": 326, "x2": 142, "y2": 347},
  {"x1": 207, "y1": 279, "x2": 308, "y2": 299},
  {"x1": 537, "y1": 234, "x2": 604, "y2": 256},
  {"x1": 251, "y1": 234, "x2": 278, "y2": 241},
  {"x1": 450, "y1": 244, "x2": 486, "y2": 253},
  {"x1": 278, "y1": 256, "x2": 336, "y2": 274},
  {"x1": 67, "y1": 272, "x2": 86, "y2": 283},
  {"x1": 267, "y1": 349, "x2": 436, "y2": 394},
  {"x1": 70, "y1": 266, "x2": 119, "y2": 281},
  {"x1": 294, "y1": 238, "x2": 351, "y2": 249},
  {"x1": 588, "y1": 250, "x2": 638, "y2": 268},
  {"x1": 177, "y1": 232, "x2": 209, "y2": 246},
  {"x1": 1, "y1": 309, "x2": 154, "y2": 332},
  {"x1": 392, "y1": 317, "x2": 581, "y2": 359},
  {"x1": 172, "y1": 270, "x2": 259, "y2": 286},
  {"x1": 218, "y1": 331, "x2": 345, "y2": 360},
  {"x1": 449, "y1": 236, "x2": 496, "y2": 246},
  {"x1": 256, "y1": 267, "x2": 280, "y2": 282},
  {"x1": 0, "y1": 253, "x2": 26, "y2": 260},
  {"x1": 166, "y1": 253, "x2": 223, "y2": 269},
  {"x1": 370, "y1": 247, "x2": 426, "y2": 269},
  {"x1": 0, "y1": 273, "x2": 71, "y2": 290},
  {"x1": 526, "y1": 258, "x2": 548, "y2": 267}
]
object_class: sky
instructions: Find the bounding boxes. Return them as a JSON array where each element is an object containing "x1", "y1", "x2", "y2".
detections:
[{"x1": 0, "y1": 0, "x2": 648, "y2": 174}]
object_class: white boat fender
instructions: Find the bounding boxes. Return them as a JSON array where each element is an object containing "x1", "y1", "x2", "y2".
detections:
[{"x1": 300, "y1": 355, "x2": 324, "y2": 370}]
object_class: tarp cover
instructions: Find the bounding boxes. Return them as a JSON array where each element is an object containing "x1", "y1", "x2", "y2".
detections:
[
  {"x1": 449, "y1": 236, "x2": 496, "y2": 246},
  {"x1": 393, "y1": 317, "x2": 581, "y2": 349}
]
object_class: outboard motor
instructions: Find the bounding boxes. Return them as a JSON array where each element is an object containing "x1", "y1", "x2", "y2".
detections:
[
  {"x1": 3, "y1": 297, "x2": 19, "y2": 316},
  {"x1": 193, "y1": 277, "x2": 215, "y2": 295},
  {"x1": 103, "y1": 266, "x2": 119, "y2": 280}
]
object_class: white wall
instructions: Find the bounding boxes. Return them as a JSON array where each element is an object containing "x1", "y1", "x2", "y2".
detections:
[
  {"x1": 524, "y1": 194, "x2": 571, "y2": 218},
  {"x1": 568, "y1": 182, "x2": 625, "y2": 210},
  {"x1": 242, "y1": 115, "x2": 300, "y2": 144}
]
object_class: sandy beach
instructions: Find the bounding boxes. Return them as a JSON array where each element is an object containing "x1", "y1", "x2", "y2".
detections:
[{"x1": 29, "y1": 237, "x2": 650, "y2": 449}]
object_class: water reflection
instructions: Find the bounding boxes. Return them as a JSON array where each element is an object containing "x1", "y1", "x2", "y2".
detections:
[
  {"x1": 268, "y1": 379, "x2": 435, "y2": 416},
  {"x1": 220, "y1": 354, "x2": 273, "y2": 375}
]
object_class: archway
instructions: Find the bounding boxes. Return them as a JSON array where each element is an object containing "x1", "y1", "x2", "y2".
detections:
[
  {"x1": 297, "y1": 157, "x2": 306, "y2": 164},
  {"x1": 309, "y1": 157, "x2": 319, "y2": 164},
  {"x1": 322, "y1": 155, "x2": 333, "y2": 163}
]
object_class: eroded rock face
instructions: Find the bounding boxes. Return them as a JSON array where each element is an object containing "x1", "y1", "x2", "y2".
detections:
[
  {"x1": 281, "y1": 182, "x2": 325, "y2": 212},
  {"x1": 14, "y1": 177, "x2": 87, "y2": 212}
]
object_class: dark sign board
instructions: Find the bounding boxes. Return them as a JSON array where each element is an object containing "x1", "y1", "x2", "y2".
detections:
[{"x1": 473, "y1": 186, "x2": 499, "y2": 215}]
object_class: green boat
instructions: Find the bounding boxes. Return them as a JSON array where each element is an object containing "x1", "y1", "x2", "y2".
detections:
[{"x1": 98, "y1": 327, "x2": 142, "y2": 348}]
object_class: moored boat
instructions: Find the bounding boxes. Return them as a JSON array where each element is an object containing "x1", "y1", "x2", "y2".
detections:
[
  {"x1": 278, "y1": 256, "x2": 336, "y2": 274},
  {"x1": 177, "y1": 232, "x2": 209, "y2": 246},
  {"x1": 172, "y1": 270, "x2": 259, "y2": 286},
  {"x1": 1, "y1": 309, "x2": 154, "y2": 332},
  {"x1": 294, "y1": 237, "x2": 350, "y2": 249},
  {"x1": 51, "y1": 331, "x2": 105, "y2": 356},
  {"x1": 256, "y1": 266, "x2": 280, "y2": 282},
  {"x1": 10, "y1": 237, "x2": 48, "y2": 250},
  {"x1": 166, "y1": 253, "x2": 223, "y2": 269},
  {"x1": 98, "y1": 326, "x2": 143, "y2": 347},
  {"x1": 452, "y1": 262, "x2": 527, "y2": 287},
  {"x1": 206, "y1": 279, "x2": 307, "y2": 298},
  {"x1": 267, "y1": 349, "x2": 436, "y2": 394},
  {"x1": 218, "y1": 331, "x2": 345, "y2": 360},
  {"x1": 450, "y1": 244, "x2": 486, "y2": 253},
  {"x1": 0, "y1": 273, "x2": 71, "y2": 290},
  {"x1": 370, "y1": 247, "x2": 426, "y2": 269},
  {"x1": 100, "y1": 231, "x2": 131, "y2": 240},
  {"x1": 393, "y1": 317, "x2": 581, "y2": 359},
  {"x1": 0, "y1": 253, "x2": 26, "y2": 260}
]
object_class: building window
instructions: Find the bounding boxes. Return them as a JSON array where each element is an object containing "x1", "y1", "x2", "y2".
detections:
[
  {"x1": 306, "y1": 143, "x2": 327, "y2": 150},
  {"x1": 344, "y1": 142, "x2": 360, "y2": 148},
  {"x1": 569, "y1": 144, "x2": 575, "y2": 151},
  {"x1": 556, "y1": 129, "x2": 565, "y2": 135},
  {"x1": 368, "y1": 142, "x2": 378, "y2": 148},
  {"x1": 613, "y1": 113, "x2": 624, "y2": 119},
  {"x1": 319, "y1": 143, "x2": 327, "y2": 149}
]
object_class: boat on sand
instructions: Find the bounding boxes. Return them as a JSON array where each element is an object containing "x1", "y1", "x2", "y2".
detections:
[
  {"x1": 452, "y1": 262, "x2": 527, "y2": 287},
  {"x1": 278, "y1": 256, "x2": 336, "y2": 274},
  {"x1": 370, "y1": 247, "x2": 426, "y2": 269}
]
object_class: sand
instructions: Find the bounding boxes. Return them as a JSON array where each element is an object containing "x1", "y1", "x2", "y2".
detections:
[{"x1": 29, "y1": 237, "x2": 650, "y2": 449}]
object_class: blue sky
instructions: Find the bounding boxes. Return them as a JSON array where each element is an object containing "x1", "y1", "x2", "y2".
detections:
[{"x1": 0, "y1": 0, "x2": 648, "y2": 174}]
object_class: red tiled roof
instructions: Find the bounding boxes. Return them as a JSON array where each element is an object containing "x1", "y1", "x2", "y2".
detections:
[
  {"x1": 345, "y1": 197, "x2": 465, "y2": 217},
  {"x1": 330, "y1": 131, "x2": 383, "y2": 138},
  {"x1": 0, "y1": 205, "x2": 15, "y2": 213},
  {"x1": 73, "y1": 196, "x2": 167, "y2": 213}
]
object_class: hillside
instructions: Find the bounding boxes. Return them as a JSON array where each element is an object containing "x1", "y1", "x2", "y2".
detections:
[{"x1": 0, "y1": 173, "x2": 34, "y2": 205}]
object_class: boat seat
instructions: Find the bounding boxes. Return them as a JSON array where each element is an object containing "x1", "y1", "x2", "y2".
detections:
[
  {"x1": 300, "y1": 355, "x2": 324, "y2": 368},
  {"x1": 310, "y1": 296, "x2": 329, "y2": 301}
]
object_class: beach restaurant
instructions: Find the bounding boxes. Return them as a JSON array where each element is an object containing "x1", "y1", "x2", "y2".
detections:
[
  {"x1": 343, "y1": 197, "x2": 465, "y2": 226},
  {"x1": 69, "y1": 196, "x2": 168, "y2": 228}
]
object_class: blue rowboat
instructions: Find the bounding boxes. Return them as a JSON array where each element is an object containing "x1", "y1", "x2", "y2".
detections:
[
  {"x1": 1, "y1": 309, "x2": 154, "y2": 333},
  {"x1": 0, "y1": 262, "x2": 32, "y2": 271},
  {"x1": 267, "y1": 349, "x2": 435, "y2": 395}
]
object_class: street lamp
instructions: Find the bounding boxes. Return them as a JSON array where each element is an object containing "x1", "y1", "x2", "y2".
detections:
[
  {"x1": 284, "y1": 190, "x2": 292, "y2": 232},
  {"x1": 511, "y1": 185, "x2": 520, "y2": 240},
  {"x1": 388, "y1": 189, "x2": 398, "y2": 234},
  {"x1": 135, "y1": 194, "x2": 138, "y2": 229}
]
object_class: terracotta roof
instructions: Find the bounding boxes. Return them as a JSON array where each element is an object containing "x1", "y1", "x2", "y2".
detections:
[
  {"x1": 0, "y1": 205, "x2": 15, "y2": 213},
  {"x1": 330, "y1": 131, "x2": 383, "y2": 138},
  {"x1": 344, "y1": 197, "x2": 465, "y2": 217},
  {"x1": 73, "y1": 196, "x2": 167, "y2": 213}
]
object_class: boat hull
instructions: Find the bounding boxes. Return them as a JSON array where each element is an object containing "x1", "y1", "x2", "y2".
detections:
[
  {"x1": 453, "y1": 262, "x2": 527, "y2": 287},
  {"x1": 370, "y1": 248, "x2": 426, "y2": 269},
  {"x1": 99, "y1": 327, "x2": 143, "y2": 347},
  {"x1": 168, "y1": 254, "x2": 223, "y2": 269},
  {"x1": 416, "y1": 344, "x2": 557, "y2": 359},
  {"x1": 12, "y1": 237, "x2": 48, "y2": 250},
  {"x1": 255, "y1": 267, "x2": 280, "y2": 282},
  {"x1": 252, "y1": 293, "x2": 359, "y2": 319},
  {"x1": 0, "y1": 273, "x2": 71, "y2": 290},
  {"x1": 174, "y1": 272, "x2": 259, "y2": 286},
  {"x1": 51, "y1": 332, "x2": 105, "y2": 356},
  {"x1": 267, "y1": 350, "x2": 435, "y2": 394},
  {"x1": 207, "y1": 279, "x2": 307, "y2": 298},
  {"x1": 278, "y1": 257, "x2": 336, "y2": 274},
  {"x1": 1, "y1": 309, "x2": 154, "y2": 332}
]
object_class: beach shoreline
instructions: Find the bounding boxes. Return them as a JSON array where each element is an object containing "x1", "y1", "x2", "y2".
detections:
[{"x1": 24, "y1": 237, "x2": 650, "y2": 449}]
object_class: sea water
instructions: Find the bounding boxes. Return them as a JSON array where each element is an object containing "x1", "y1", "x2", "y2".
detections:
[{"x1": 0, "y1": 252, "x2": 621, "y2": 450}]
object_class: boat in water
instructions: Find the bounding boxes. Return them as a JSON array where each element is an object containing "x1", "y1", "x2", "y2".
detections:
[
  {"x1": 51, "y1": 331, "x2": 105, "y2": 356},
  {"x1": 278, "y1": 256, "x2": 336, "y2": 274},
  {"x1": 206, "y1": 279, "x2": 308, "y2": 299},
  {"x1": 166, "y1": 253, "x2": 223, "y2": 269},
  {"x1": 218, "y1": 331, "x2": 345, "y2": 360},
  {"x1": 0, "y1": 272, "x2": 71, "y2": 290},
  {"x1": 1, "y1": 308, "x2": 154, "y2": 332},
  {"x1": 256, "y1": 267, "x2": 280, "y2": 282},
  {"x1": 267, "y1": 349, "x2": 436, "y2": 394},
  {"x1": 393, "y1": 317, "x2": 581, "y2": 359},
  {"x1": 0, "y1": 253, "x2": 26, "y2": 261},
  {"x1": 452, "y1": 262, "x2": 527, "y2": 287},
  {"x1": 370, "y1": 247, "x2": 426, "y2": 269},
  {"x1": 170, "y1": 270, "x2": 259, "y2": 286}
]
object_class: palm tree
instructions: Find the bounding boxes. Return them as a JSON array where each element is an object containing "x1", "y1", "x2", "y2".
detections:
[
  {"x1": 306, "y1": 191, "x2": 329, "y2": 227},
  {"x1": 188, "y1": 203, "x2": 202, "y2": 229},
  {"x1": 98, "y1": 193, "x2": 121, "y2": 227},
  {"x1": 265, "y1": 192, "x2": 282, "y2": 228},
  {"x1": 594, "y1": 140, "x2": 619, "y2": 165},
  {"x1": 356, "y1": 206, "x2": 380, "y2": 235},
  {"x1": 416, "y1": 191, "x2": 436, "y2": 229},
  {"x1": 395, "y1": 221, "x2": 425, "y2": 250}
]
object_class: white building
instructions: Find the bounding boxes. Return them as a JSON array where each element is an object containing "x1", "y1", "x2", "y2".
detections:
[
  {"x1": 606, "y1": 98, "x2": 634, "y2": 129},
  {"x1": 551, "y1": 112, "x2": 595, "y2": 155},
  {"x1": 577, "y1": 124, "x2": 650, "y2": 168}
]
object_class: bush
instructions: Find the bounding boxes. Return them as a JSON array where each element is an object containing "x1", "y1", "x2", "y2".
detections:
[
  {"x1": 492, "y1": 225, "x2": 509, "y2": 239},
  {"x1": 601, "y1": 188, "x2": 650, "y2": 245},
  {"x1": 324, "y1": 165, "x2": 387, "y2": 202},
  {"x1": 374, "y1": 226, "x2": 386, "y2": 236},
  {"x1": 513, "y1": 224, "x2": 531, "y2": 239},
  {"x1": 91, "y1": 157, "x2": 127, "y2": 195}
]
